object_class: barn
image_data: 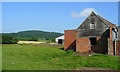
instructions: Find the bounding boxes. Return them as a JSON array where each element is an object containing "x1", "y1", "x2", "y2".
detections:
[
  {"x1": 55, "y1": 35, "x2": 64, "y2": 44},
  {"x1": 64, "y1": 11, "x2": 120, "y2": 56}
]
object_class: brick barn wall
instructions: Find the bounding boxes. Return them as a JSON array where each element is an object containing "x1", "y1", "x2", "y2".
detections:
[
  {"x1": 108, "y1": 27, "x2": 114, "y2": 56},
  {"x1": 64, "y1": 30, "x2": 77, "y2": 51},
  {"x1": 116, "y1": 41, "x2": 120, "y2": 56},
  {"x1": 95, "y1": 37, "x2": 108, "y2": 54},
  {"x1": 64, "y1": 27, "x2": 113, "y2": 55},
  {"x1": 76, "y1": 37, "x2": 90, "y2": 52},
  {"x1": 76, "y1": 37, "x2": 108, "y2": 54}
]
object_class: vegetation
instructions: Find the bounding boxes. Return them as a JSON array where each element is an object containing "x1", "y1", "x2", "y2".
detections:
[
  {"x1": 2, "y1": 44, "x2": 119, "y2": 70},
  {"x1": 8, "y1": 30, "x2": 63, "y2": 41},
  {"x1": 51, "y1": 38, "x2": 55, "y2": 42},
  {"x1": 28, "y1": 37, "x2": 38, "y2": 41},
  {"x1": 1, "y1": 34, "x2": 18, "y2": 44}
]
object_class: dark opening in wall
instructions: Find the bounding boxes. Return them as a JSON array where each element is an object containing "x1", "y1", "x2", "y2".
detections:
[
  {"x1": 58, "y1": 39, "x2": 63, "y2": 44},
  {"x1": 90, "y1": 38, "x2": 97, "y2": 45}
]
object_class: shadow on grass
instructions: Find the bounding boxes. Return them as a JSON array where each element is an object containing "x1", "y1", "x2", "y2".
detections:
[{"x1": 60, "y1": 48, "x2": 64, "y2": 50}]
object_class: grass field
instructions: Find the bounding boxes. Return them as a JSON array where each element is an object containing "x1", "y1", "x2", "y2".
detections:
[{"x1": 2, "y1": 44, "x2": 120, "y2": 70}]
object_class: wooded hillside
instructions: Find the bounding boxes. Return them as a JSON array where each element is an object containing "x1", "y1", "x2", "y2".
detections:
[{"x1": 4, "y1": 30, "x2": 63, "y2": 41}]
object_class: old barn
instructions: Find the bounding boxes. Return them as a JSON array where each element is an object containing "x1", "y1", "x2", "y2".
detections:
[{"x1": 64, "y1": 11, "x2": 120, "y2": 56}]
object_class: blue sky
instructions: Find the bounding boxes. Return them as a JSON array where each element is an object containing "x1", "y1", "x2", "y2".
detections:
[{"x1": 2, "y1": 2, "x2": 118, "y2": 33}]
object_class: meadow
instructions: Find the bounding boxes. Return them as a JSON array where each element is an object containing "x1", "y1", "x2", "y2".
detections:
[{"x1": 2, "y1": 44, "x2": 120, "y2": 70}]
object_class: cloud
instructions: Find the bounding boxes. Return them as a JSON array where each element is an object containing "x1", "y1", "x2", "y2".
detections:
[{"x1": 71, "y1": 8, "x2": 99, "y2": 18}]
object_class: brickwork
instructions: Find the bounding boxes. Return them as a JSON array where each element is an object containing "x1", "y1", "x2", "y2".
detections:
[
  {"x1": 76, "y1": 37, "x2": 108, "y2": 54},
  {"x1": 64, "y1": 28, "x2": 117, "y2": 56},
  {"x1": 116, "y1": 41, "x2": 120, "y2": 56},
  {"x1": 108, "y1": 28, "x2": 114, "y2": 56},
  {"x1": 96, "y1": 37, "x2": 108, "y2": 54},
  {"x1": 64, "y1": 12, "x2": 118, "y2": 56},
  {"x1": 64, "y1": 28, "x2": 114, "y2": 55},
  {"x1": 64, "y1": 30, "x2": 77, "y2": 51},
  {"x1": 76, "y1": 37, "x2": 90, "y2": 52}
]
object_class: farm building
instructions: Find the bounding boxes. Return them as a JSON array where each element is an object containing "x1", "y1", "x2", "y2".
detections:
[
  {"x1": 64, "y1": 11, "x2": 120, "y2": 56},
  {"x1": 55, "y1": 35, "x2": 64, "y2": 44}
]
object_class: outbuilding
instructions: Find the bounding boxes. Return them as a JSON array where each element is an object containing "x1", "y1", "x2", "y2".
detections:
[{"x1": 55, "y1": 35, "x2": 64, "y2": 44}]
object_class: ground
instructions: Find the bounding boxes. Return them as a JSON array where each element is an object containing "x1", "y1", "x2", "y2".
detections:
[
  {"x1": 18, "y1": 41, "x2": 46, "y2": 44},
  {"x1": 2, "y1": 44, "x2": 120, "y2": 70}
]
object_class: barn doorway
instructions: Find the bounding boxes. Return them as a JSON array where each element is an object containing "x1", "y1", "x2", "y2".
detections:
[
  {"x1": 58, "y1": 39, "x2": 63, "y2": 44},
  {"x1": 89, "y1": 38, "x2": 97, "y2": 45},
  {"x1": 89, "y1": 38, "x2": 97, "y2": 52}
]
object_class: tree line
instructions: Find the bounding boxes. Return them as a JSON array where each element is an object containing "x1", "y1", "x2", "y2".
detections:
[{"x1": 1, "y1": 30, "x2": 63, "y2": 44}]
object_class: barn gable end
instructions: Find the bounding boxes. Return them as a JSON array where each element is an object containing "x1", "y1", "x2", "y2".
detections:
[{"x1": 77, "y1": 11, "x2": 115, "y2": 38}]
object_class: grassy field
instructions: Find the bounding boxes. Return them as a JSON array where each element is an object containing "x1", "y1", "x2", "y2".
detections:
[{"x1": 2, "y1": 44, "x2": 120, "y2": 70}]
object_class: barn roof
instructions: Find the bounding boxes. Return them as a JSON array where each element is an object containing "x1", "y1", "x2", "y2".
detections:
[
  {"x1": 55, "y1": 35, "x2": 64, "y2": 39},
  {"x1": 77, "y1": 11, "x2": 116, "y2": 30},
  {"x1": 97, "y1": 15, "x2": 116, "y2": 27}
]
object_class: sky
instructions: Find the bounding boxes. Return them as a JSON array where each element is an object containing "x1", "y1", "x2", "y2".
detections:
[{"x1": 2, "y1": 2, "x2": 118, "y2": 33}]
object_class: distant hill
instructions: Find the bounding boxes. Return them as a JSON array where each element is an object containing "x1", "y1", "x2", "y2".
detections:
[{"x1": 7, "y1": 30, "x2": 63, "y2": 41}]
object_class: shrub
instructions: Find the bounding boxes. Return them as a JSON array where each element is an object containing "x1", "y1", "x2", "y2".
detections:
[
  {"x1": 51, "y1": 38, "x2": 55, "y2": 42},
  {"x1": 2, "y1": 34, "x2": 18, "y2": 44},
  {"x1": 28, "y1": 37, "x2": 38, "y2": 41},
  {"x1": 66, "y1": 50, "x2": 74, "y2": 54}
]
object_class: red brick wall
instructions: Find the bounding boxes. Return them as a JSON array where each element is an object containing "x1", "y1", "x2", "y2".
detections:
[
  {"x1": 64, "y1": 30, "x2": 77, "y2": 51},
  {"x1": 109, "y1": 27, "x2": 113, "y2": 40},
  {"x1": 96, "y1": 37, "x2": 108, "y2": 54},
  {"x1": 76, "y1": 37, "x2": 108, "y2": 54},
  {"x1": 116, "y1": 41, "x2": 120, "y2": 56},
  {"x1": 64, "y1": 27, "x2": 112, "y2": 55},
  {"x1": 108, "y1": 27, "x2": 114, "y2": 55},
  {"x1": 76, "y1": 37, "x2": 90, "y2": 52}
]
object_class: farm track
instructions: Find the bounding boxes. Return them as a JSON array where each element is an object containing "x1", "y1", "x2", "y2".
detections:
[{"x1": 18, "y1": 41, "x2": 46, "y2": 44}]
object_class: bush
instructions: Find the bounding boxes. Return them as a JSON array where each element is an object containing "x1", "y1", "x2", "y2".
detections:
[
  {"x1": 66, "y1": 50, "x2": 74, "y2": 54},
  {"x1": 51, "y1": 38, "x2": 55, "y2": 42},
  {"x1": 2, "y1": 34, "x2": 18, "y2": 44},
  {"x1": 28, "y1": 37, "x2": 38, "y2": 41}
]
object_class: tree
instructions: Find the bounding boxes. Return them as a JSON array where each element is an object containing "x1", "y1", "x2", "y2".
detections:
[
  {"x1": 2, "y1": 34, "x2": 18, "y2": 44},
  {"x1": 51, "y1": 38, "x2": 55, "y2": 42},
  {"x1": 29, "y1": 37, "x2": 38, "y2": 41}
]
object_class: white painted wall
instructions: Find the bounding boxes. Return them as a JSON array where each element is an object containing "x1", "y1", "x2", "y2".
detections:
[{"x1": 55, "y1": 35, "x2": 64, "y2": 43}]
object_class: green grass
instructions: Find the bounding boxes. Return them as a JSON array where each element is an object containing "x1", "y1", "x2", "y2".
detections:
[{"x1": 2, "y1": 44, "x2": 120, "y2": 70}]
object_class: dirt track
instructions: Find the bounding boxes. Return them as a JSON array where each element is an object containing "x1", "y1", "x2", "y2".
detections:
[{"x1": 18, "y1": 41, "x2": 46, "y2": 44}]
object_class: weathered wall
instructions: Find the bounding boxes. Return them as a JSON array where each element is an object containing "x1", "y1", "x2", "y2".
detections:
[
  {"x1": 95, "y1": 37, "x2": 108, "y2": 54},
  {"x1": 76, "y1": 37, "x2": 108, "y2": 54},
  {"x1": 77, "y1": 12, "x2": 109, "y2": 38},
  {"x1": 76, "y1": 37, "x2": 90, "y2": 52},
  {"x1": 64, "y1": 30, "x2": 77, "y2": 51},
  {"x1": 64, "y1": 12, "x2": 116, "y2": 55},
  {"x1": 116, "y1": 41, "x2": 120, "y2": 56},
  {"x1": 108, "y1": 28, "x2": 114, "y2": 55}
]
